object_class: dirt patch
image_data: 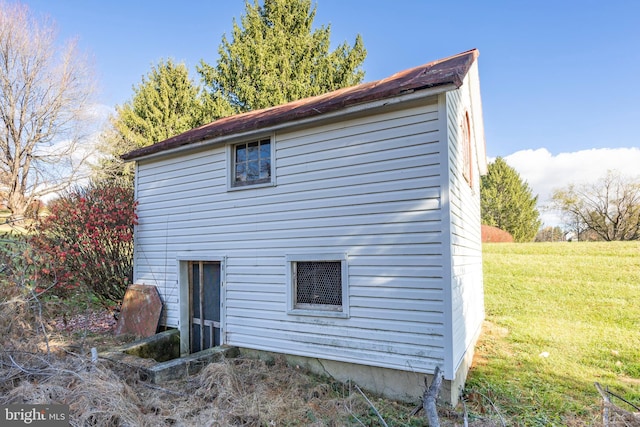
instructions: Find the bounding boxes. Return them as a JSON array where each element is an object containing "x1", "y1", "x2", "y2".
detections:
[
  {"x1": 471, "y1": 321, "x2": 511, "y2": 367},
  {"x1": 620, "y1": 376, "x2": 640, "y2": 387},
  {"x1": 51, "y1": 309, "x2": 117, "y2": 334}
]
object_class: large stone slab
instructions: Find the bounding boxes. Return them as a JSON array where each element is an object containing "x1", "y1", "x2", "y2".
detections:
[{"x1": 115, "y1": 284, "x2": 162, "y2": 337}]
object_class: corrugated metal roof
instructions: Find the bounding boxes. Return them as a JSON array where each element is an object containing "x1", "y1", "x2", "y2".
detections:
[{"x1": 122, "y1": 49, "x2": 478, "y2": 161}]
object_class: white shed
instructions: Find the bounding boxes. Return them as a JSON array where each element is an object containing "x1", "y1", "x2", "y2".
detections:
[{"x1": 122, "y1": 49, "x2": 487, "y2": 404}]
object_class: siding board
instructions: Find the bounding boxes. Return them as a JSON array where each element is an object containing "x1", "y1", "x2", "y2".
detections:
[
  {"x1": 225, "y1": 333, "x2": 442, "y2": 373},
  {"x1": 136, "y1": 168, "x2": 440, "y2": 210},
  {"x1": 226, "y1": 317, "x2": 442, "y2": 347},
  {"x1": 277, "y1": 117, "x2": 439, "y2": 159}
]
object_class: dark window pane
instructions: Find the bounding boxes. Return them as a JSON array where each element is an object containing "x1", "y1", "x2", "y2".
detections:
[
  {"x1": 233, "y1": 139, "x2": 271, "y2": 186},
  {"x1": 248, "y1": 142, "x2": 259, "y2": 160},
  {"x1": 236, "y1": 145, "x2": 246, "y2": 162},
  {"x1": 260, "y1": 141, "x2": 270, "y2": 158},
  {"x1": 191, "y1": 263, "x2": 201, "y2": 317}
]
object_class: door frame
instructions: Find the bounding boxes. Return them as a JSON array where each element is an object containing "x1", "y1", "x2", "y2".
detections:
[{"x1": 177, "y1": 254, "x2": 226, "y2": 356}]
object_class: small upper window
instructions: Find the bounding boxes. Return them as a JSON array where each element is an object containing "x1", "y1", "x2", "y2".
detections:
[{"x1": 232, "y1": 138, "x2": 272, "y2": 187}]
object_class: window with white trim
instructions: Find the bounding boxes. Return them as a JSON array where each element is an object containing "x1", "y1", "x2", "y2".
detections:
[
  {"x1": 286, "y1": 254, "x2": 349, "y2": 317},
  {"x1": 231, "y1": 138, "x2": 272, "y2": 187}
]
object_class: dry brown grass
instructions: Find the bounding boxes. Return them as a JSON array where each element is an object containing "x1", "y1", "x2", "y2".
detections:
[
  {"x1": 0, "y1": 286, "x2": 510, "y2": 426},
  {"x1": 0, "y1": 284, "x2": 411, "y2": 427},
  {"x1": 0, "y1": 282, "x2": 377, "y2": 426},
  {"x1": 0, "y1": 351, "x2": 381, "y2": 426}
]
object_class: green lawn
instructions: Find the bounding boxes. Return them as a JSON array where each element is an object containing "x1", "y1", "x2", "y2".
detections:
[{"x1": 466, "y1": 242, "x2": 640, "y2": 425}]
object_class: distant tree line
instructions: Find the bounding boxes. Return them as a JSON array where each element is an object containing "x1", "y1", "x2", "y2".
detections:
[
  {"x1": 480, "y1": 158, "x2": 640, "y2": 242},
  {"x1": 534, "y1": 226, "x2": 565, "y2": 242}
]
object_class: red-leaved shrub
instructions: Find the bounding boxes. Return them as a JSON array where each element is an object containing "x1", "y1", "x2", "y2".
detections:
[
  {"x1": 30, "y1": 184, "x2": 137, "y2": 306},
  {"x1": 481, "y1": 224, "x2": 514, "y2": 243}
]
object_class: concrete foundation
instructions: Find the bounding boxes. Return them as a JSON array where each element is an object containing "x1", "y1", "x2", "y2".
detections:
[
  {"x1": 238, "y1": 346, "x2": 478, "y2": 406},
  {"x1": 100, "y1": 327, "x2": 480, "y2": 406},
  {"x1": 240, "y1": 349, "x2": 425, "y2": 404}
]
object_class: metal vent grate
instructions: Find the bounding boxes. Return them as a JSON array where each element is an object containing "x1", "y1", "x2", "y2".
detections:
[{"x1": 295, "y1": 261, "x2": 342, "y2": 306}]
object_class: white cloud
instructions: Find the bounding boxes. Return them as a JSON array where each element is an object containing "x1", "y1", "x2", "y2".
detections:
[{"x1": 501, "y1": 147, "x2": 640, "y2": 227}]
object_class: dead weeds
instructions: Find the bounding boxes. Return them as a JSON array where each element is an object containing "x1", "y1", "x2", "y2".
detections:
[
  {"x1": 0, "y1": 290, "x2": 517, "y2": 426},
  {"x1": 0, "y1": 291, "x2": 415, "y2": 427},
  {"x1": 0, "y1": 350, "x2": 418, "y2": 426}
]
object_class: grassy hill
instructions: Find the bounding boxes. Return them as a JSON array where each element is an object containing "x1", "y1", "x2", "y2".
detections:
[{"x1": 468, "y1": 242, "x2": 640, "y2": 425}]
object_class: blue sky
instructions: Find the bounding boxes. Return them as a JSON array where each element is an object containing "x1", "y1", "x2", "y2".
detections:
[{"x1": 19, "y1": 0, "x2": 640, "y2": 224}]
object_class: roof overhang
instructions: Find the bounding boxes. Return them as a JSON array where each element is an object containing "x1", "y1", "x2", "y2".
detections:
[
  {"x1": 126, "y1": 85, "x2": 456, "y2": 163},
  {"x1": 122, "y1": 49, "x2": 479, "y2": 162}
]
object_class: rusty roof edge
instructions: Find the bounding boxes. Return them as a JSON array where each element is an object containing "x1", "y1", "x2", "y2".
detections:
[
  {"x1": 122, "y1": 83, "x2": 459, "y2": 163},
  {"x1": 122, "y1": 49, "x2": 478, "y2": 162}
]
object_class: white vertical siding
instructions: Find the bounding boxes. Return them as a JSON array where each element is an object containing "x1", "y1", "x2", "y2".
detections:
[
  {"x1": 444, "y1": 65, "x2": 485, "y2": 378},
  {"x1": 133, "y1": 99, "x2": 451, "y2": 374}
]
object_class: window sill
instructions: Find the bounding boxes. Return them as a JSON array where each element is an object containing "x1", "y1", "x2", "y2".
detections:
[
  {"x1": 287, "y1": 308, "x2": 349, "y2": 319},
  {"x1": 227, "y1": 181, "x2": 275, "y2": 192}
]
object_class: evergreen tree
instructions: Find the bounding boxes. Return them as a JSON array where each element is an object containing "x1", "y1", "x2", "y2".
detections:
[
  {"x1": 481, "y1": 157, "x2": 541, "y2": 242},
  {"x1": 198, "y1": 0, "x2": 367, "y2": 118},
  {"x1": 97, "y1": 59, "x2": 203, "y2": 185},
  {"x1": 114, "y1": 58, "x2": 203, "y2": 148}
]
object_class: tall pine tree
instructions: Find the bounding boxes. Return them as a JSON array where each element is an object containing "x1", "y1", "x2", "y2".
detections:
[
  {"x1": 113, "y1": 59, "x2": 203, "y2": 148},
  {"x1": 481, "y1": 157, "x2": 541, "y2": 242},
  {"x1": 198, "y1": 0, "x2": 367, "y2": 118},
  {"x1": 97, "y1": 59, "x2": 203, "y2": 185}
]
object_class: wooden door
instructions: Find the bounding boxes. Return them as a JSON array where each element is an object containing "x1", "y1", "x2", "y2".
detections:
[{"x1": 189, "y1": 261, "x2": 221, "y2": 353}]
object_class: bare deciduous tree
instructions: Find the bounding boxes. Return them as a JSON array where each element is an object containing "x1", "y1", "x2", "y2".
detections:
[
  {"x1": 0, "y1": 2, "x2": 95, "y2": 221},
  {"x1": 552, "y1": 170, "x2": 640, "y2": 241}
]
